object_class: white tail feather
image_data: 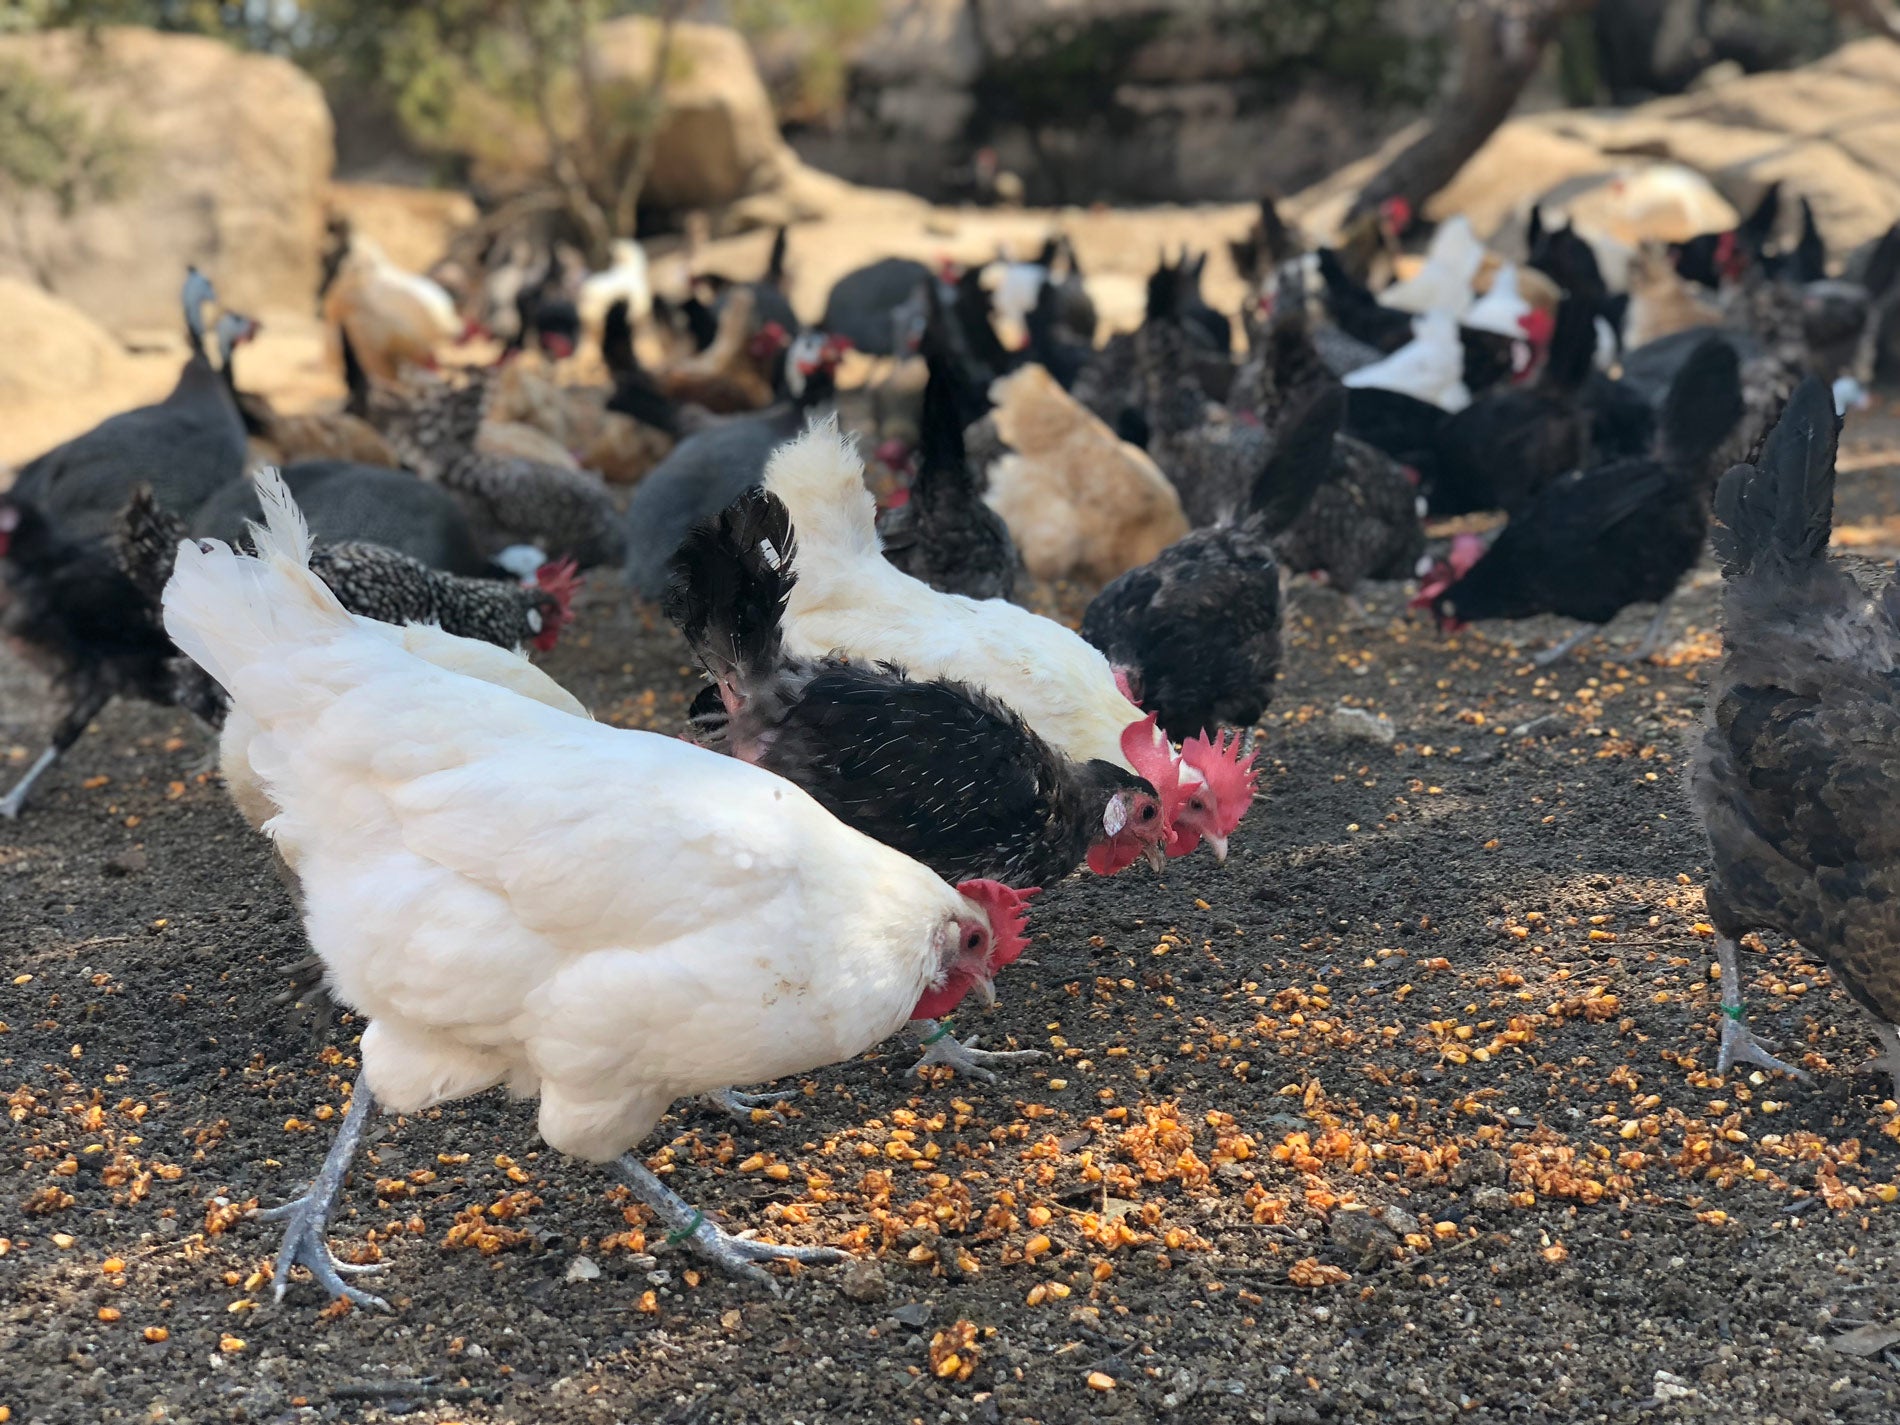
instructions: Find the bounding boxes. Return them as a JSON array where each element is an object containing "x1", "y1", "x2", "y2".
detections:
[
  {"x1": 161, "y1": 468, "x2": 350, "y2": 700},
  {"x1": 761, "y1": 414, "x2": 883, "y2": 566}
]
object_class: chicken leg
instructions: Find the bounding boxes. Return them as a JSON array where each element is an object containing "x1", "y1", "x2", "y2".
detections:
[
  {"x1": 607, "y1": 1155, "x2": 848, "y2": 1290},
  {"x1": 1867, "y1": 1024, "x2": 1900, "y2": 1104},
  {"x1": 909, "y1": 1019, "x2": 1044, "y2": 1083},
  {"x1": 253, "y1": 1089, "x2": 391, "y2": 1309},
  {"x1": 1627, "y1": 599, "x2": 1676, "y2": 663},
  {"x1": 701, "y1": 1086, "x2": 796, "y2": 1125},
  {"x1": 1713, "y1": 934, "x2": 1811, "y2": 1083},
  {"x1": 0, "y1": 684, "x2": 110, "y2": 819},
  {"x1": 1531, "y1": 623, "x2": 1600, "y2": 668}
]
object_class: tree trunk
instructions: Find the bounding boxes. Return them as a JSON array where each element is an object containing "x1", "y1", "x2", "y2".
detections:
[
  {"x1": 612, "y1": 0, "x2": 687, "y2": 241},
  {"x1": 1349, "y1": 0, "x2": 1599, "y2": 226}
]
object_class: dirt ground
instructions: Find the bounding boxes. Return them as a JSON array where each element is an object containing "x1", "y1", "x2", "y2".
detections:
[{"x1": 7, "y1": 409, "x2": 1900, "y2": 1425}]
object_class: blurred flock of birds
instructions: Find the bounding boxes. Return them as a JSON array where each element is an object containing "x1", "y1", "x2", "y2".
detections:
[{"x1": 5, "y1": 176, "x2": 1900, "y2": 1308}]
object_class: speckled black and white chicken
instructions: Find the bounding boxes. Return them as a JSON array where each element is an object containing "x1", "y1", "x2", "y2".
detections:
[
  {"x1": 1691, "y1": 376, "x2": 1900, "y2": 1096},
  {"x1": 375, "y1": 372, "x2": 627, "y2": 570}
]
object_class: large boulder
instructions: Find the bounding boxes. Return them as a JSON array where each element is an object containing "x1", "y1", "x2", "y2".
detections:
[
  {"x1": 0, "y1": 27, "x2": 333, "y2": 338},
  {"x1": 597, "y1": 18, "x2": 799, "y2": 211}
]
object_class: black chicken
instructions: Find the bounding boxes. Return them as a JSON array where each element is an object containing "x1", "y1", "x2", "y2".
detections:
[
  {"x1": 1081, "y1": 384, "x2": 1343, "y2": 743},
  {"x1": 1416, "y1": 335, "x2": 1743, "y2": 665},
  {"x1": 1315, "y1": 247, "x2": 1414, "y2": 355},
  {"x1": 1427, "y1": 295, "x2": 1597, "y2": 516},
  {"x1": 876, "y1": 337, "x2": 1018, "y2": 600},
  {"x1": 0, "y1": 494, "x2": 182, "y2": 817},
  {"x1": 1691, "y1": 376, "x2": 1900, "y2": 1094},
  {"x1": 601, "y1": 297, "x2": 684, "y2": 439},
  {"x1": 668, "y1": 487, "x2": 1168, "y2": 889}
]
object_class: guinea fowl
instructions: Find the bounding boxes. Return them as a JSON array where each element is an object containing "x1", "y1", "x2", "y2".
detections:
[
  {"x1": 1082, "y1": 384, "x2": 1344, "y2": 745},
  {"x1": 621, "y1": 329, "x2": 848, "y2": 597},
  {"x1": 822, "y1": 255, "x2": 939, "y2": 355},
  {"x1": 1691, "y1": 377, "x2": 1900, "y2": 1094},
  {"x1": 193, "y1": 459, "x2": 514, "y2": 579},
  {"x1": 0, "y1": 493, "x2": 181, "y2": 818},
  {"x1": 876, "y1": 335, "x2": 1018, "y2": 600},
  {"x1": 375, "y1": 371, "x2": 627, "y2": 570},
  {"x1": 217, "y1": 314, "x2": 401, "y2": 468},
  {"x1": 670, "y1": 488, "x2": 1168, "y2": 891},
  {"x1": 1427, "y1": 295, "x2": 1597, "y2": 516},
  {"x1": 12, "y1": 269, "x2": 247, "y2": 539},
  {"x1": 1415, "y1": 335, "x2": 1744, "y2": 665}
]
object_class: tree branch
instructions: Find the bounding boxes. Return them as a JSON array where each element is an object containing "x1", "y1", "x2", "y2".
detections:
[
  {"x1": 1825, "y1": 0, "x2": 1900, "y2": 44},
  {"x1": 612, "y1": 0, "x2": 687, "y2": 241},
  {"x1": 1349, "y1": 0, "x2": 1598, "y2": 225}
]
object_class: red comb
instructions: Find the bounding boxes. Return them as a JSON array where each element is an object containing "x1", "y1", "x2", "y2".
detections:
[
  {"x1": 1181, "y1": 730, "x2": 1258, "y2": 839},
  {"x1": 1518, "y1": 307, "x2": 1555, "y2": 348},
  {"x1": 955, "y1": 881, "x2": 1039, "y2": 969}
]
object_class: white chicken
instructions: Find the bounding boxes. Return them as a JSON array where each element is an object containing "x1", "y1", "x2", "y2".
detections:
[
  {"x1": 764, "y1": 418, "x2": 1254, "y2": 857},
  {"x1": 580, "y1": 238, "x2": 653, "y2": 338},
  {"x1": 1378, "y1": 215, "x2": 1485, "y2": 316},
  {"x1": 161, "y1": 468, "x2": 1030, "y2": 1304},
  {"x1": 1342, "y1": 310, "x2": 1471, "y2": 413},
  {"x1": 1461, "y1": 262, "x2": 1531, "y2": 338}
]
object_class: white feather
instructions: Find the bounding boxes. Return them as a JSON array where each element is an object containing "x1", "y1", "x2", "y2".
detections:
[
  {"x1": 165, "y1": 473, "x2": 972, "y2": 1166},
  {"x1": 1342, "y1": 311, "x2": 1471, "y2": 413}
]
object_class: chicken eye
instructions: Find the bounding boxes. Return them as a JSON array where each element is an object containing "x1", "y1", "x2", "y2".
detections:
[
  {"x1": 966, "y1": 930, "x2": 982, "y2": 951},
  {"x1": 1190, "y1": 797, "x2": 1207, "y2": 812},
  {"x1": 1140, "y1": 804, "x2": 1157, "y2": 820}
]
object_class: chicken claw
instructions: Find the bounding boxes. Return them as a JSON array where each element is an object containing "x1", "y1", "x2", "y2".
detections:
[
  {"x1": 1716, "y1": 1012, "x2": 1812, "y2": 1083},
  {"x1": 253, "y1": 1090, "x2": 390, "y2": 1310},
  {"x1": 703, "y1": 1086, "x2": 796, "y2": 1125},
  {"x1": 1712, "y1": 933, "x2": 1811, "y2": 1084},
  {"x1": 609, "y1": 1156, "x2": 848, "y2": 1291},
  {"x1": 1864, "y1": 1024, "x2": 1900, "y2": 1104},
  {"x1": 908, "y1": 1020, "x2": 1044, "y2": 1083}
]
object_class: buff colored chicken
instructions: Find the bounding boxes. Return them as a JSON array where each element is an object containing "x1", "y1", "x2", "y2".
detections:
[
  {"x1": 321, "y1": 235, "x2": 464, "y2": 383},
  {"x1": 658, "y1": 286, "x2": 784, "y2": 414},
  {"x1": 980, "y1": 363, "x2": 1188, "y2": 586}
]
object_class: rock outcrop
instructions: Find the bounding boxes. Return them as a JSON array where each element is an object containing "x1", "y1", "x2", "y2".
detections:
[{"x1": 0, "y1": 27, "x2": 333, "y2": 337}]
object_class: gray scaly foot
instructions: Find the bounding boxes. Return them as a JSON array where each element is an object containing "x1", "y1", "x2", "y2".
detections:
[
  {"x1": 1713, "y1": 933, "x2": 1811, "y2": 1084},
  {"x1": 909, "y1": 1020, "x2": 1044, "y2": 1083},
  {"x1": 253, "y1": 1089, "x2": 390, "y2": 1310},
  {"x1": 608, "y1": 1156, "x2": 847, "y2": 1292},
  {"x1": 702, "y1": 1086, "x2": 796, "y2": 1125}
]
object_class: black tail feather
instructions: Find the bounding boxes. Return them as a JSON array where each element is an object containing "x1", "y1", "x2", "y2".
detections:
[
  {"x1": 339, "y1": 327, "x2": 371, "y2": 419},
  {"x1": 602, "y1": 297, "x2": 636, "y2": 376},
  {"x1": 1542, "y1": 295, "x2": 1597, "y2": 394},
  {"x1": 1248, "y1": 383, "x2": 1345, "y2": 534},
  {"x1": 1862, "y1": 222, "x2": 1900, "y2": 304},
  {"x1": 1711, "y1": 376, "x2": 1838, "y2": 579},
  {"x1": 765, "y1": 226, "x2": 789, "y2": 287},
  {"x1": 916, "y1": 349, "x2": 969, "y2": 494},
  {"x1": 664, "y1": 488, "x2": 798, "y2": 703},
  {"x1": 1657, "y1": 335, "x2": 1744, "y2": 475}
]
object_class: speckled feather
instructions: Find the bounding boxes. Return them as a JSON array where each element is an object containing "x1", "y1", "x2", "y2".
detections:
[{"x1": 1693, "y1": 378, "x2": 1900, "y2": 1026}]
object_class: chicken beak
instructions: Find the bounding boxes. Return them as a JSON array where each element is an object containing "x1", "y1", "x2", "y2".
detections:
[
  {"x1": 971, "y1": 973, "x2": 997, "y2": 1010},
  {"x1": 1142, "y1": 840, "x2": 1167, "y2": 874},
  {"x1": 1206, "y1": 834, "x2": 1230, "y2": 864}
]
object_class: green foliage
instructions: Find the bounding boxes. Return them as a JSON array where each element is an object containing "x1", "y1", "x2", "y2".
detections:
[
  {"x1": 730, "y1": 0, "x2": 881, "y2": 118},
  {"x1": 0, "y1": 57, "x2": 135, "y2": 215}
]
